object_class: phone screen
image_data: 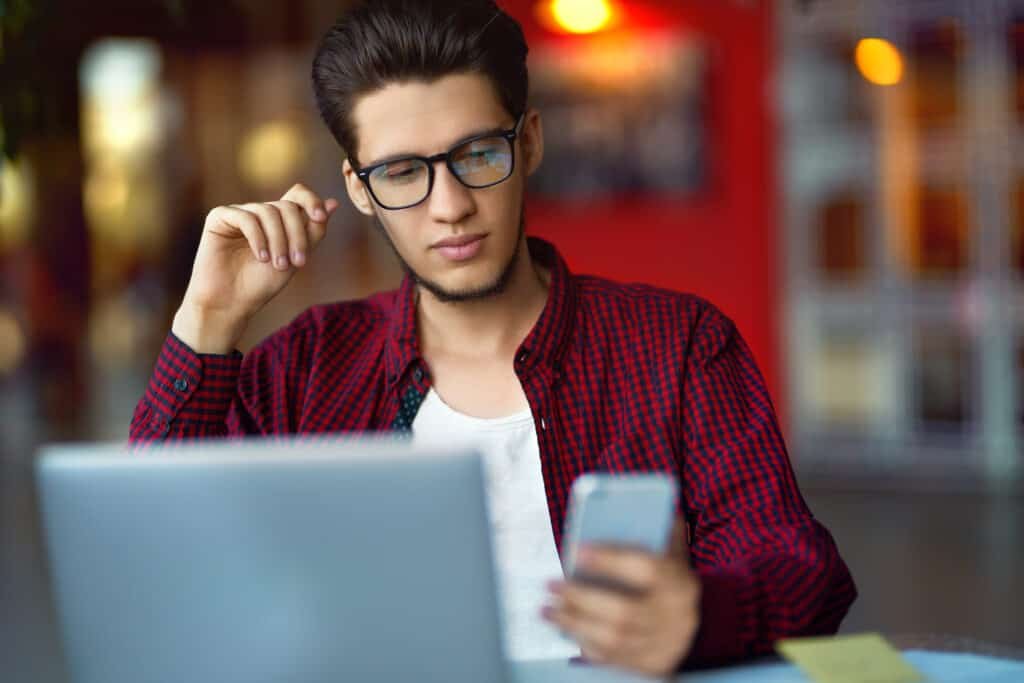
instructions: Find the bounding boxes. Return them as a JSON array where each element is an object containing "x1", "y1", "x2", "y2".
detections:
[
  {"x1": 562, "y1": 474, "x2": 677, "y2": 589},
  {"x1": 573, "y1": 488, "x2": 672, "y2": 554}
]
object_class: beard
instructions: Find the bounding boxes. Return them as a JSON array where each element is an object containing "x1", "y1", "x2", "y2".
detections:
[{"x1": 373, "y1": 205, "x2": 526, "y2": 304}]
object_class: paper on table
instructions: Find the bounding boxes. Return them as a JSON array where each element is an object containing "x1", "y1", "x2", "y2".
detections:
[{"x1": 775, "y1": 633, "x2": 924, "y2": 683}]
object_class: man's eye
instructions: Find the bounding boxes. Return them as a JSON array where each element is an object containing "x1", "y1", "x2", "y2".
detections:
[
  {"x1": 456, "y1": 148, "x2": 498, "y2": 166},
  {"x1": 380, "y1": 163, "x2": 424, "y2": 182}
]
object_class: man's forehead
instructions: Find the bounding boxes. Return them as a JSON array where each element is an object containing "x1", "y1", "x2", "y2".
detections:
[{"x1": 351, "y1": 74, "x2": 510, "y2": 163}]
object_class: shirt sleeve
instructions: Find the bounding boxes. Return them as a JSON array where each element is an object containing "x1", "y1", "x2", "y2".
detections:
[
  {"x1": 679, "y1": 305, "x2": 857, "y2": 667},
  {"x1": 129, "y1": 331, "x2": 265, "y2": 443}
]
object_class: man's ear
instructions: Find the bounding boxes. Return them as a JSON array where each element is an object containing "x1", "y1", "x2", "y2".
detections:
[
  {"x1": 342, "y1": 159, "x2": 376, "y2": 217},
  {"x1": 520, "y1": 108, "x2": 545, "y2": 177}
]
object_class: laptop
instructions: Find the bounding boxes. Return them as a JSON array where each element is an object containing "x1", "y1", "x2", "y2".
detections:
[{"x1": 36, "y1": 438, "x2": 510, "y2": 683}]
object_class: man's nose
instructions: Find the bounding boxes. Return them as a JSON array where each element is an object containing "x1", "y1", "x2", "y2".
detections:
[{"x1": 427, "y1": 163, "x2": 477, "y2": 224}]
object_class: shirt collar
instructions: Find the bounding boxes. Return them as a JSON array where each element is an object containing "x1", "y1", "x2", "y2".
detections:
[{"x1": 384, "y1": 236, "x2": 577, "y2": 388}]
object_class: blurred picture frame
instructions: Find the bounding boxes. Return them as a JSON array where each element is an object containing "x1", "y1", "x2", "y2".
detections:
[{"x1": 527, "y1": 33, "x2": 708, "y2": 198}]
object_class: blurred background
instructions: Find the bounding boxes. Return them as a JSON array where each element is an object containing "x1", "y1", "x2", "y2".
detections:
[{"x1": 2, "y1": 0, "x2": 1022, "y2": 680}]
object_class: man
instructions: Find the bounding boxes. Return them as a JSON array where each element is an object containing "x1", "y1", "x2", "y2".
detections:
[{"x1": 131, "y1": 0, "x2": 856, "y2": 675}]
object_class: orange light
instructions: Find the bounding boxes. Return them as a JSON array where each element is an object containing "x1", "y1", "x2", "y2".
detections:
[
  {"x1": 538, "y1": 0, "x2": 616, "y2": 35},
  {"x1": 855, "y1": 38, "x2": 904, "y2": 86}
]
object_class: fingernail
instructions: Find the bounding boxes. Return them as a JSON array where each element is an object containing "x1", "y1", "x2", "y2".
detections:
[
  {"x1": 276, "y1": 255, "x2": 288, "y2": 269},
  {"x1": 577, "y1": 547, "x2": 593, "y2": 564},
  {"x1": 540, "y1": 605, "x2": 554, "y2": 620},
  {"x1": 292, "y1": 250, "x2": 305, "y2": 266},
  {"x1": 312, "y1": 208, "x2": 326, "y2": 221},
  {"x1": 259, "y1": 250, "x2": 270, "y2": 262},
  {"x1": 547, "y1": 580, "x2": 563, "y2": 593}
]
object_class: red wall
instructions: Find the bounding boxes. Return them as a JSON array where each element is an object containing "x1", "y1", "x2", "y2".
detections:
[{"x1": 504, "y1": 1, "x2": 782, "y2": 406}]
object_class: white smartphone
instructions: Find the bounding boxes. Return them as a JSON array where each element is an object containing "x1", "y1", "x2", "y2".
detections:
[{"x1": 561, "y1": 473, "x2": 678, "y2": 591}]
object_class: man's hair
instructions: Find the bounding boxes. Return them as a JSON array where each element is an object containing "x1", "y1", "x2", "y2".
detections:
[{"x1": 311, "y1": 0, "x2": 529, "y2": 164}]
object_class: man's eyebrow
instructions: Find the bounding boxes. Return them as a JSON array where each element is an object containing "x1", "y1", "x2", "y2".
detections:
[{"x1": 362, "y1": 123, "x2": 510, "y2": 168}]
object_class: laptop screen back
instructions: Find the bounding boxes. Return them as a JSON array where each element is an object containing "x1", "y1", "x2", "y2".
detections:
[{"x1": 37, "y1": 439, "x2": 508, "y2": 683}]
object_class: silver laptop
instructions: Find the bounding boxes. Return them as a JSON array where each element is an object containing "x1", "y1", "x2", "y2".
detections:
[{"x1": 36, "y1": 438, "x2": 509, "y2": 683}]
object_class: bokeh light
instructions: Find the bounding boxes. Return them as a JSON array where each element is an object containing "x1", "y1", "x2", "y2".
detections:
[
  {"x1": 87, "y1": 295, "x2": 150, "y2": 369},
  {"x1": 80, "y1": 39, "x2": 164, "y2": 155},
  {"x1": 79, "y1": 38, "x2": 169, "y2": 286},
  {"x1": 238, "y1": 120, "x2": 308, "y2": 190},
  {"x1": 537, "y1": 0, "x2": 616, "y2": 35},
  {"x1": 855, "y1": 38, "x2": 905, "y2": 86},
  {"x1": 0, "y1": 308, "x2": 26, "y2": 375},
  {"x1": 0, "y1": 157, "x2": 35, "y2": 249}
]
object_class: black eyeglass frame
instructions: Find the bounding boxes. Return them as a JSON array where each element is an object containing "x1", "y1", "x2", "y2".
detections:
[{"x1": 353, "y1": 112, "x2": 526, "y2": 210}]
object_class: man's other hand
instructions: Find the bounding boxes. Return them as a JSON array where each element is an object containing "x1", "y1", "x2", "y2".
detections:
[{"x1": 542, "y1": 520, "x2": 700, "y2": 677}]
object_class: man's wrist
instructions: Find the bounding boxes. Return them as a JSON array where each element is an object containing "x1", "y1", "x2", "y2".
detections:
[
  {"x1": 171, "y1": 302, "x2": 249, "y2": 355},
  {"x1": 681, "y1": 566, "x2": 749, "y2": 668}
]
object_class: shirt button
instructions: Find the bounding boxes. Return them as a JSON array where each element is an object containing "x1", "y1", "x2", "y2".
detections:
[
  {"x1": 517, "y1": 351, "x2": 529, "y2": 364},
  {"x1": 173, "y1": 378, "x2": 189, "y2": 392},
  {"x1": 413, "y1": 367, "x2": 424, "y2": 382}
]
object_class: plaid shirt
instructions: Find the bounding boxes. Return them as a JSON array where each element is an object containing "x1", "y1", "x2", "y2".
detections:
[{"x1": 131, "y1": 237, "x2": 856, "y2": 665}]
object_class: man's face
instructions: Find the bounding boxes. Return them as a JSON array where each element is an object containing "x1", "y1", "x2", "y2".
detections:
[{"x1": 342, "y1": 73, "x2": 543, "y2": 302}]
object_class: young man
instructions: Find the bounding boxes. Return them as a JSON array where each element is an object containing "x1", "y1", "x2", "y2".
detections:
[{"x1": 131, "y1": 0, "x2": 855, "y2": 675}]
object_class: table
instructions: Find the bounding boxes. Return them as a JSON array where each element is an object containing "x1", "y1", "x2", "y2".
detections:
[
  {"x1": 511, "y1": 650, "x2": 1024, "y2": 682},
  {"x1": 886, "y1": 634, "x2": 1024, "y2": 660}
]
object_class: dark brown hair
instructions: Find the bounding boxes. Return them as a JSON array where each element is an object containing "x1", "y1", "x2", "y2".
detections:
[{"x1": 311, "y1": 0, "x2": 529, "y2": 164}]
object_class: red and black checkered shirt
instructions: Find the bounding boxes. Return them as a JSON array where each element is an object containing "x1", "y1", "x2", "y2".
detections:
[{"x1": 131, "y1": 237, "x2": 856, "y2": 665}]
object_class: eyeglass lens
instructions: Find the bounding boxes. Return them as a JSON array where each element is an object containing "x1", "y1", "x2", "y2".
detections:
[{"x1": 367, "y1": 135, "x2": 513, "y2": 208}]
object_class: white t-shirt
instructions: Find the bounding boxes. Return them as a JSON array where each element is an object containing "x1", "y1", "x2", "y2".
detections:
[{"x1": 411, "y1": 388, "x2": 579, "y2": 661}]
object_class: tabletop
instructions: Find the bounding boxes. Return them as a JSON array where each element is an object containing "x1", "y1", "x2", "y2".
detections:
[{"x1": 511, "y1": 649, "x2": 1024, "y2": 683}]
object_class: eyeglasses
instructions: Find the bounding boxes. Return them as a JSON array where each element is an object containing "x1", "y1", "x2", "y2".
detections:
[{"x1": 354, "y1": 113, "x2": 525, "y2": 210}]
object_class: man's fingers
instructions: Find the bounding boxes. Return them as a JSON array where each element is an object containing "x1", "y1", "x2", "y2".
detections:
[
  {"x1": 241, "y1": 203, "x2": 291, "y2": 271},
  {"x1": 212, "y1": 206, "x2": 269, "y2": 262},
  {"x1": 575, "y1": 546, "x2": 659, "y2": 593},
  {"x1": 552, "y1": 580, "x2": 646, "y2": 637},
  {"x1": 281, "y1": 182, "x2": 331, "y2": 223},
  {"x1": 309, "y1": 198, "x2": 338, "y2": 248},
  {"x1": 546, "y1": 603, "x2": 621, "y2": 653},
  {"x1": 544, "y1": 600, "x2": 646, "y2": 664},
  {"x1": 270, "y1": 201, "x2": 309, "y2": 267},
  {"x1": 278, "y1": 186, "x2": 340, "y2": 251},
  {"x1": 208, "y1": 188, "x2": 337, "y2": 274}
]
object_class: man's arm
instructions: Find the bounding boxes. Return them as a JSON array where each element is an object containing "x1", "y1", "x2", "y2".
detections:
[
  {"x1": 129, "y1": 311, "x2": 321, "y2": 444},
  {"x1": 542, "y1": 302, "x2": 856, "y2": 676},
  {"x1": 129, "y1": 332, "x2": 246, "y2": 442},
  {"x1": 681, "y1": 305, "x2": 857, "y2": 665},
  {"x1": 129, "y1": 182, "x2": 338, "y2": 444}
]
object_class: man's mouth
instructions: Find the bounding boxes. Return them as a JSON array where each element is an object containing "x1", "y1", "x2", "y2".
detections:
[{"x1": 431, "y1": 234, "x2": 487, "y2": 262}]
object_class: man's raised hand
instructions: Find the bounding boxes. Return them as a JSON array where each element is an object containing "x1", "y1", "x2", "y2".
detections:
[{"x1": 173, "y1": 183, "x2": 340, "y2": 354}]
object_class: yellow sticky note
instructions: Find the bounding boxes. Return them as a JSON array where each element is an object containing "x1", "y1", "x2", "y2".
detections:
[{"x1": 776, "y1": 633, "x2": 925, "y2": 683}]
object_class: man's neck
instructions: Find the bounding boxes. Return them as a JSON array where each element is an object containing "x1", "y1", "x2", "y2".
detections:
[{"x1": 416, "y1": 242, "x2": 550, "y2": 361}]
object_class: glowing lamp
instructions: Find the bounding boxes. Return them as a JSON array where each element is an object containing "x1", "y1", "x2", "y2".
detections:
[
  {"x1": 855, "y1": 38, "x2": 904, "y2": 86},
  {"x1": 538, "y1": 0, "x2": 616, "y2": 35}
]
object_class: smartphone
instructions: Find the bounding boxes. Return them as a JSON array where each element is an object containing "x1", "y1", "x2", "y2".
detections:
[{"x1": 561, "y1": 473, "x2": 678, "y2": 592}]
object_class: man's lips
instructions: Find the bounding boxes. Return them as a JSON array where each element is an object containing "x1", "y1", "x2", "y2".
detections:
[
  {"x1": 431, "y1": 234, "x2": 487, "y2": 262},
  {"x1": 430, "y1": 234, "x2": 486, "y2": 249}
]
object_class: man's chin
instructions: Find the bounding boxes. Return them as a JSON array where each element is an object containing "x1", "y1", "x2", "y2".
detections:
[
  {"x1": 416, "y1": 271, "x2": 510, "y2": 304},
  {"x1": 373, "y1": 211, "x2": 525, "y2": 304}
]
